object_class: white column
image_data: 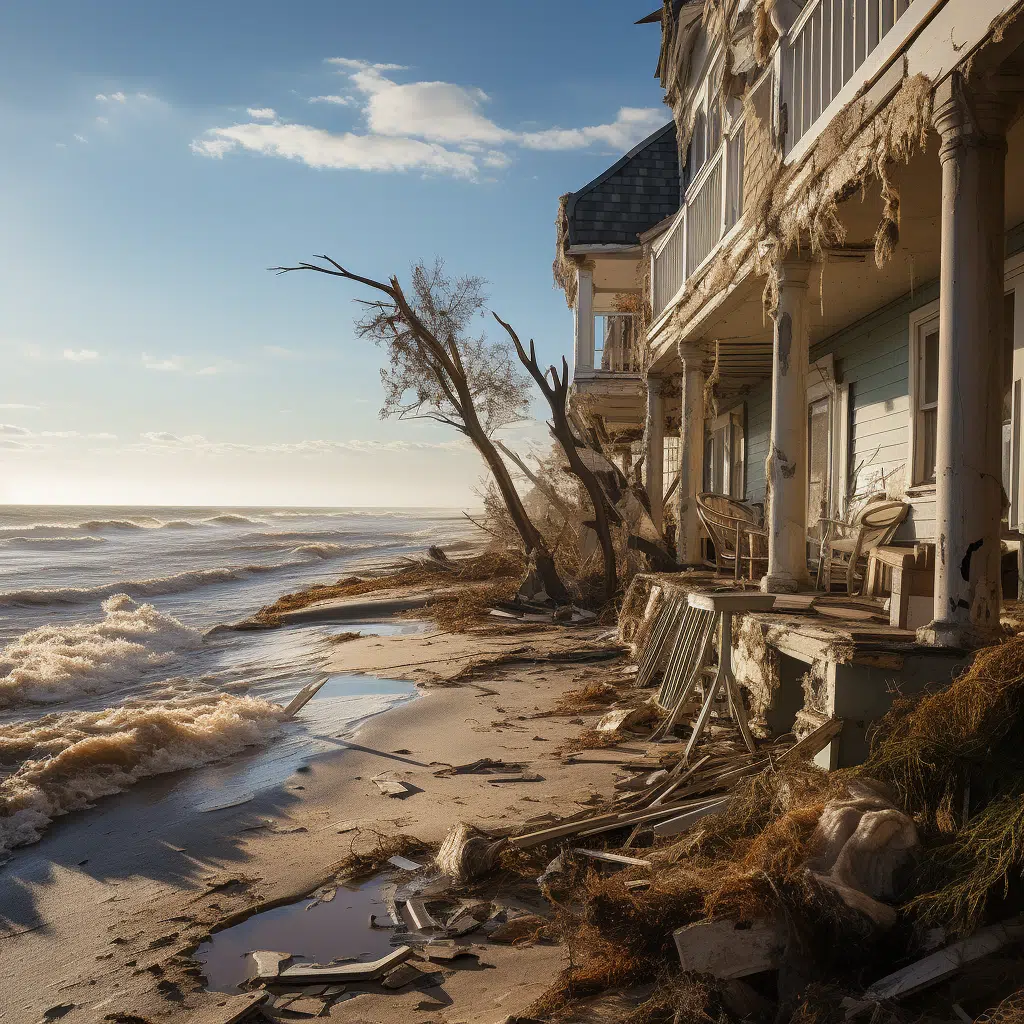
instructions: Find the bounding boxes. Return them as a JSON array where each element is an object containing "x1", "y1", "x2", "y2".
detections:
[
  {"x1": 676, "y1": 342, "x2": 706, "y2": 565},
  {"x1": 761, "y1": 261, "x2": 812, "y2": 594},
  {"x1": 574, "y1": 264, "x2": 595, "y2": 373},
  {"x1": 646, "y1": 375, "x2": 665, "y2": 533},
  {"x1": 922, "y1": 73, "x2": 1012, "y2": 646}
]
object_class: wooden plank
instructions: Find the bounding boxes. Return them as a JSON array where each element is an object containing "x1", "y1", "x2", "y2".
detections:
[
  {"x1": 674, "y1": 918, "x2": 785, "y2": 978},
  {"x1": 779, "y1": 718, "x2": 843, "y2": 763},
  {"x1": 573, "y1": 849, "x2": 653, "y2": 868},
  {"x1": 859, "y1": 917, "x2": 1024, "y2": 1003},
  {"x1": 651, "y1": 797, "x2": 730, "y2": 837}
]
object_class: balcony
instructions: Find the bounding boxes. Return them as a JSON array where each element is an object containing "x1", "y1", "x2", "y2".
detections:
[
  {"x1": 650, "y1": 0, "x2": 926, "y2": 327},
  {"x1": 651, "y1": 117, "x2": 747, "y2": 320},
  {"x1": 575, "y1": 312, "x2": 642, "y2": 376},
  {"x1": 782, "y1": 0, "x2": 913, "y2": 159}
]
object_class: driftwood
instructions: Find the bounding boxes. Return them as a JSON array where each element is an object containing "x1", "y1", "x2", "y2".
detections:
[{"x1": 858, "y1": 916, "x2": 1024, "y2": 1004}]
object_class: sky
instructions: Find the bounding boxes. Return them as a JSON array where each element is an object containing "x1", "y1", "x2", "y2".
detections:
[{"x1": 0, "y1": 1, "x2": 667, "y2": 508}]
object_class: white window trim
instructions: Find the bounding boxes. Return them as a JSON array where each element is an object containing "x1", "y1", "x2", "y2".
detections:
[
  {"x1": 805, "y1": 354, "x2": 850, "y2": 518},
  {"x1": 707, "y1": 402, "x2": 746, "y2": 499},
  {"x1": 908, "y1": 299, "x2": 940, "y2": 490}
]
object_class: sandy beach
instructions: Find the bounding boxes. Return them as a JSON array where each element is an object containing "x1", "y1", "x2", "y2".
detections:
[{"x1": 0, "y1": 618, "x2": 633, "y2": 1024}]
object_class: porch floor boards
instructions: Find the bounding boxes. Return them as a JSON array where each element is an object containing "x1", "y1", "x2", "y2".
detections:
[{"x1": 636, "y1": 570, "x2": 920, "y2": 666}]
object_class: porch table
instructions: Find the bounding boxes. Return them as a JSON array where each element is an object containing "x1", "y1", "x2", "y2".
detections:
[{"x1": 684, "y1": 591, "x2": 777, "y2": 760}]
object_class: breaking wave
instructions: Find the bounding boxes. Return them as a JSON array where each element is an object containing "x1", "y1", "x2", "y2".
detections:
[
  {"x1": 0, "y1": 695, "x2": 284, "y2": 857},
  {"x1": 0, "y1": 557, "x2": 328, "y2": 607},
  {"x1": 0, "y1": 595, "x2": 203, "y2": 707},
  {"x1": 0, "y1": 536, "x2": 106, "y2": 548},
  {"x1": 203, "y1": 514, "x2": 263, "y2": 526}
]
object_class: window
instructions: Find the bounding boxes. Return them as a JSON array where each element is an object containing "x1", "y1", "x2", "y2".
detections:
[
  {"x1": 910, "y1": 310, "x2": 940, "y2": 486},
  {"x1": 911, "y1": 290, "x2": 1016, "y2": 496},
  {"x1": 689, "y1": 107, "x2": 707, "y2": 177},
  {"x1": 703, "y1": 404, "x2": 745, "y2": 499}
]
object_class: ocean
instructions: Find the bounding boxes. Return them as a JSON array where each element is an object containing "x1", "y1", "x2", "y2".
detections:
[{"x1": 0, "y1": 505, "x2": 476, "y2": 860}]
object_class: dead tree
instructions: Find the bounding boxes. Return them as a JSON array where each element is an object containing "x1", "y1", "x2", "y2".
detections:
[
  {"x1": 493, "y1": 314, "x2": 620, "y2": 604},
  {"x1": 272, "y1": 256, "x2": 570, "y2": 605}
]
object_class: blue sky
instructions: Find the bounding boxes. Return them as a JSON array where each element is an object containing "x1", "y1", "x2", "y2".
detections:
[{"x1": 0, "y1": 1, "x2": 666, "y2": 507}]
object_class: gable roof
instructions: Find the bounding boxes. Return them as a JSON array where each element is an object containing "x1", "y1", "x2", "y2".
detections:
[{"x1": 564, "y1": 121, "x2": 681, "y2": 249}]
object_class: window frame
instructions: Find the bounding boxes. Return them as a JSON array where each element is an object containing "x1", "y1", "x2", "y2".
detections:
[{"x1": 908, "y1": 300, "x2": 941, "y2": 490}]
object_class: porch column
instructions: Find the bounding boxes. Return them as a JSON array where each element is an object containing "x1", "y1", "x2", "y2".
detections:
[
  {"x1": 761, "y1": 261, "x2": 812, "y2": 594},
  {"x1": 923, "y1": 73, "x2": 1013, "y2": 646},
  {"x1": 645, "y1": 374, "x2": 665, "y2": 533},
  {"x1": 574, "y1": 264, "x2": 595, "y2": 373},
  {"x1": 676, "y1": 342, "x2": 706, "y2": 564}
]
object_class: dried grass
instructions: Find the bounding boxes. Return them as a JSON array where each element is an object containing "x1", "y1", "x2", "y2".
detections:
[
  {"x1": 329, "y1": 831, "x2": 428, "y2": 883},
  {"x1": 861, "y1": 634, "x2": 1024, "y2": 829},
  {"x1": 558, "y1": 727, "x2": 627, "y2": 755},
  {"x1": 253, "y1": 549, "x2": 524, "y2": 626},
  {"x1": 554, "y1": 682, "x2": 621, "y2": 715}
]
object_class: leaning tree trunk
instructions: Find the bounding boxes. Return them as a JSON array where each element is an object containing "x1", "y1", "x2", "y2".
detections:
[
  {"x1": 495, "y1": 316, "x2": 619, "y2": 604},
  {"x1": 459, "y1": 400, "x2": 571, "y2": 605}
]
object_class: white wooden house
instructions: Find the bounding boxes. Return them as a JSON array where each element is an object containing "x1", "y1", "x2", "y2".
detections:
[{"x1": 558, "y1": 0, "x2": 1024, "y2": 653}]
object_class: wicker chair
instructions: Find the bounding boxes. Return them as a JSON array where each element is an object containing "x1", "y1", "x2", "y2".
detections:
[
  {"x1": 816, "y1": 498, "x2": 910, "y2": 595},
  {"x1": 696, "y1": 492, "x2": 769, "y2": 580}
]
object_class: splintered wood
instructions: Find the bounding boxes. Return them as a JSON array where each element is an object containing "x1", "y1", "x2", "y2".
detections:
[{"x1": 510, "y1": 716, "x2": 842, "y2": 849}]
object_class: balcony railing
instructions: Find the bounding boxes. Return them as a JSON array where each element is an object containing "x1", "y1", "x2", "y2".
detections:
[
  {"x1": 652, "y1": 117, "x2": 746, "y2": 320},
  {"x1": 782, "y1": 0, "x2": 911, "y2": 155},
  {"x1": 593, "y1": 313, "x2": 641, "y2": 373}
]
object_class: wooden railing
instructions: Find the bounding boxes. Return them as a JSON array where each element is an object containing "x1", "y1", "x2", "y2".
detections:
[
  {"x1": 782, "y1": 0, "x2": 911, "y2": 155},
  {"x1": 593, "y1": 313, "x2": 641, "y2": 373},
  {"x1": 652, "y1": 118, "x2": 746, "y2": 319}
]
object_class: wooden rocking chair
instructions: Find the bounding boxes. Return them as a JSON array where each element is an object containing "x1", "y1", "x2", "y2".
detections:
[
  {"x1": 816, "y1": 498, "x2": 910, "y2": 595},
  {"x1": 695, "y1": 492, "x2": 769, "y2": 581}
]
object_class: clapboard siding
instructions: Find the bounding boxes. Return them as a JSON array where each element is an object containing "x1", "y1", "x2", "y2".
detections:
[
  {"x1": 810, "y1": 281, "x2": 939, "y2": 541},
  {"x1": 730, "y1": 223, "x2": 1024, "y2": 541}
]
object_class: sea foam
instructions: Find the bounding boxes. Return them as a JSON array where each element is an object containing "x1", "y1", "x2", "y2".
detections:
[
  {"x1": 0, "y1": 694, "x2": 284, "y2": 857},
  {"x1": 0, "y1": 594, "x2": 203, "y2": 707}
]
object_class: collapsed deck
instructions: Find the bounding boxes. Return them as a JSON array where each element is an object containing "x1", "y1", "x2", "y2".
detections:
[{"x1": 622, "y1": 571, "x2": 973, "y2": 768}]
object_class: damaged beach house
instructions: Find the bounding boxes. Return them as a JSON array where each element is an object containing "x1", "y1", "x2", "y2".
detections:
[{"x1": 554, "y1": 0, "x2": 1024, "y2": 769}]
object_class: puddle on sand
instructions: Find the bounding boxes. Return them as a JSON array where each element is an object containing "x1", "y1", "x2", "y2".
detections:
[{"x1": 196, "y1": 878, "x2": 398, "y2": 993}]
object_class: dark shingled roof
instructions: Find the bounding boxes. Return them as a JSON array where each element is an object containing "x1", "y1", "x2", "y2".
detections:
[{"x1": 565, "y1": 122, "x2": 681, "y2": 248}]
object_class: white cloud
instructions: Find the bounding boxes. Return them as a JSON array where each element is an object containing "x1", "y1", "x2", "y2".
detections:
[
  {"x1": 96, "y1": 116, "x2": 109, "y2": 125},
  {"x1": 521, "y1": 107, "x2": 667, "y2": 151},
  {"x1": 197, "y1": 366, "x2": 221, "y2": 375},
  {"x1": 63, "y1": 348, "x2": 98, "y2": 362},
  {"x1": 0, "y1": 404, "x2": 40, "y2": 410},
  {"x1": 141, "y1": 431, "x2": 186, "y2": 443},
  {"x1": 96, "y1": 91, "x2": 127, "y2": 103},
  {"x1": 192, "y1": 122, "x2": 476, "y2": 177},
  {"x1": 247, "y1": 107, "x2": 277, "y2": 120},
  {"x1": 74, "y1": 134, "x2": 88, "y2": 144},
  {"x1": 263, "y1": 345, "x2": 295, "y2": 357},
  {"x1": 192, "y1": 58, "x2": 667, "y2": 179},
  {"x1": 0, "y1": 439, "x2": 34, "y2": 451},
  {"x1": 0, "y1": 424, "x2": 31, "y2": 436},
  {"x1": 142, "y1": 354, "x2": 184, "y2": 372},
  {"x1": 308, "y1": 95, "x2": 354, "y2": 106}
]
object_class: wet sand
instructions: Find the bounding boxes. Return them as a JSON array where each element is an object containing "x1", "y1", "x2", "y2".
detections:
[{"x1": 0, "y1": 624, "x2": 631, "y2": 1024}]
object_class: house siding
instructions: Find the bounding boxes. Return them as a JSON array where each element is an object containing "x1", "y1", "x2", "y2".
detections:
[{"x1": 741, "y1": 282, "x2": 942, "y2": 540}]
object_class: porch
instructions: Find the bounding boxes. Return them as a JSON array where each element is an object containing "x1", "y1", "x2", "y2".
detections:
[{"x1": 621, "y1": 570, "x2": 977, "y2": 769}]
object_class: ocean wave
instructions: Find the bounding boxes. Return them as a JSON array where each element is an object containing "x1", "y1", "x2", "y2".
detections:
[
  {"x1": 0, "y1": 595, "x2": 203, "y2": 707},
  {"x1": 0, "y1": 536, "x2": 107, "y2": 548},
  {"x1": 203, "y1": 514, "x2": 264, "y2": 526},
  {"x1": 0, "y1": 695, "x2": 284, "y2": 857},
  {"x1": 0, "y1": 556, "x2": 326, "y2": 607}
]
